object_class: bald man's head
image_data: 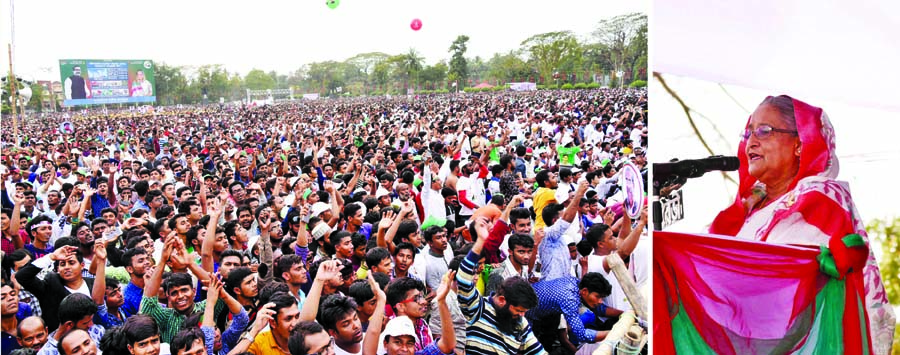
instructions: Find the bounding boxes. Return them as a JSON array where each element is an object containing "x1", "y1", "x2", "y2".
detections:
[{"x1": 17, "y1": 316, "x2": 49, "y2": 351}]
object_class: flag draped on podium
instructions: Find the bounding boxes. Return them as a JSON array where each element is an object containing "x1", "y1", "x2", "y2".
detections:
[{"x1": 653, "y1": 232, "x2": 872, "y2": 355}]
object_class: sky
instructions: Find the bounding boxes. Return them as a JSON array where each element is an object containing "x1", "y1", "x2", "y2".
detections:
[{"x1": 0, "y1": 0, "x2": 647, "y2": 82}]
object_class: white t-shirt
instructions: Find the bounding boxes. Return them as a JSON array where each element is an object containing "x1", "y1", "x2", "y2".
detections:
[
  {"x1": 457, "y1": 176, "x2": 475, "y2": 215},
  {"x1": 334, "y1": 334, "x2": 364, "y2": 355},
  {"x1": 630, "y1": 236, "x2": 650, "y2": 289},
  {"x1": 587, "y1": 255, "x2": 631, "y2": 315},
  {"x1": 630, "y1": 128, "x2": 643, "y2": 147},
  {"x1": 64, "y1": 281, "x2": 91, "y2": 297}
]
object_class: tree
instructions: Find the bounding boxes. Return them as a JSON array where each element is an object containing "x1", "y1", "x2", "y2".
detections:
[
  {"x1": 448, "y1": 35, "x2": 469, "y2": 86},
  {"x1": 867, "y1": 217, "x2": 900, "y2": 354},
  {"x1": 627, "y1": 21, "x2": 648, "y2": 80},
  {"x1": 592, "y1": 12, "x2": 647, "y2": 81},
  {"x1": 305, "y1": 61, "x2": 345, "y2": 94},
  {"x1": 346, "y1": 52, "x2": 389, "y2": 75},
  {"x1": 401, "y1": 48, "x2": 424, "y2": 86},
  {"x1": 371, "y1": 61, "x2": 392, "y2": 92},
  {"x1": 520, "y1": 31, "x2": 583, "y2": 85},
  {"x1": 155, "y1": 63, "x2": 188, "y2": 105},
  {"x1": 487, "y1": 51, "x2": 533, "y2": 83},
  {"x1": 244, "y1": 69, "x2": 276, "y2": 90},
  {"x1": 420, "y1": 61, "x2": 448, "y2": 89},
  {"x1": 189, "y1": 65, "x2": 230, "y2": 103},
  {"x1": 228, "y1": 73, "x2": 243, "y2": 101},
  {"x1": 26, "y1": 83, "x2": 44, "y2": 112},
  {"x1": 468, "y1": 56, "x2": 489, "y2": 84}
]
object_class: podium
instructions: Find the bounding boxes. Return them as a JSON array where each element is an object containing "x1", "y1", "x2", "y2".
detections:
[{"x1": 653, "y1": 232, "x2": 873, "y2": 355}]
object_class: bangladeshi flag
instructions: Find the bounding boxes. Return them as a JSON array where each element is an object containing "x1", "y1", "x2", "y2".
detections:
[{"x1": 654, "y1": 232, "x2": 872, "y2": 355}]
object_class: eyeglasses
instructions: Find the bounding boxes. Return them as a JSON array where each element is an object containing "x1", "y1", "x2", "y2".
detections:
[
  {"x1": 306, "y1": 336, "x2": 335, "y2": 355},
  {"x1": 398, "y1": 294, "x2": 426, "y2": 304},
  {"x1": 741, "y1": 124, "x2": 797, "y2": 140}
]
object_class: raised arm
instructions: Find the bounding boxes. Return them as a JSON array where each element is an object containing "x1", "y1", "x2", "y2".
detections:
[
  {"x1": 91, "y1": 241, "x2": 109, "y2": 306},
  {"x1": 77, "y1": 185, "x2": 95, "y2": 222},
  {"x1": 106, "y1": 165, "x2": 118, "y2": 205},
  {"x1": 194, "y1": 161, "x2": 208, "y2": 214},
  {"x1": 295, "y1": 204, "x2": 310, "y2": 248},
  {"x1": 201, "y1": 200, "x2": 224, "y2": 274},
  {"x1": 379, "y1": 206, "x2": 409, "y2": 254},
  {"x1": 299, "y1": 260, "x2": 342, "y2": 322},
  {"x1": 39, "y1": 168, "x2": 57, "y2": 194},
  {"x1": 561, "y1": 180, "x2": 588, "y2": 223},
  {"x1": 203, "y1": 276, "x2": 224, "y2": 328},
  {"x1": 362, "y1": 273, "x2": 387, "y2": 355},
  {"x1": 434, "y1": 271, "x2": 457, "y2": 354},
  {"x1": 323, "y1": 181, "x2": 341, "y2": 228},
  {"x1": 483, "y1": 194, "x2": 523, "y2": 263},
  {"x1": 143, "y1": 232, "x2": 177, "y2": 298},
  {"x1": 456, "y1": 216, "x2": 490, "y2": 319},
  {"x1": 8, "y1": 193, "x2": 25, "y2": 249},
  {"x1": 227, "y1": 303, "x2": 274, "y2": 355},
  {"x1": 258, "y1": 210, "x2": 274, "y2": 284},
  {"x1": 604, "y1": 206, "x2": 648, "y2": 272}
]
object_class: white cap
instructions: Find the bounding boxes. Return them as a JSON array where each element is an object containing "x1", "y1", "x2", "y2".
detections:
[
  {"x1": 376, "y1": 188, "x2": 391, "y2": 199},
  {"x1": 381, "y1": 316, "x2": 419, "y2": 343},
  {"x1": 311, "y1": 223, "x2": 331, "y2": 240},
  {"x1": 561, "y1": 135, "x2": 574, "y2": 146},
  {"x1": 310, "y1": 202, "x2": 331, "y2": 217}
]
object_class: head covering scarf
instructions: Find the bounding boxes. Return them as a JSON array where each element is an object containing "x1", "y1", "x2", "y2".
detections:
[{"x1": 703, "y1": 96, "x2": 894, "y2": 354}]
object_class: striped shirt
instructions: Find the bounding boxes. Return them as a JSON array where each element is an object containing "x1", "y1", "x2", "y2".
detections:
[
  {"x1": 456, "y1": 250, "x2": 545, "y2": 355},
  {"x1": 139, "y1": 295, "x2": 225, "y2": 344}
]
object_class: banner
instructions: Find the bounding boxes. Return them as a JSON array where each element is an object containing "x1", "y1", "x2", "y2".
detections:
[
  {"x1": 654, "y1": 232, "x2": 872, "y2": 355},
  {"x1": 508, "y1": 82, "x2": 537, "y2": 91},
  {"x1": 59, "y1": 59, "x2": 156, "y2": 106}
]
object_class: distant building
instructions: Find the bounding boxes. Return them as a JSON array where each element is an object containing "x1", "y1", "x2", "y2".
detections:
[{"x1": 36, "y1": 80, "x2": 63, "y2": 110}]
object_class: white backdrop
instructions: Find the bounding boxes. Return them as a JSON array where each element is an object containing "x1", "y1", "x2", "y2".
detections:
[{"x1": 652, "y1": 0, "x2": 900, "y2": 111}]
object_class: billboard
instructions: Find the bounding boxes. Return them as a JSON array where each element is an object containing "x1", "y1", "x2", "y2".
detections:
[{"x1": 59, "y1": 59, "x2": 156, "y2": 106}]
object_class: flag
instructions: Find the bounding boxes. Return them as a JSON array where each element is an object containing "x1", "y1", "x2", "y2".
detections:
[{"x1": 654, "y1": 232, "x2": 872, "y2": 355}]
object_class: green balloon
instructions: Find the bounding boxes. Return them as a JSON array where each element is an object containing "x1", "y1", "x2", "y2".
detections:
[{"x1": 326, "y1": 0, "x2": 339, "y2": 9}]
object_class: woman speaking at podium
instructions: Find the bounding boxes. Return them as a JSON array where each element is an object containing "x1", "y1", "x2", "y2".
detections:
[{"x1": 706, "y1": 95, "x2": 895, "y2": 354}]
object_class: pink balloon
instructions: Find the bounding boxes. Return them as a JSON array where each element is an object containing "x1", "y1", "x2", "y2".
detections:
[{"x1": 410, "y1": 18, "x2": 422, "y2": 31}]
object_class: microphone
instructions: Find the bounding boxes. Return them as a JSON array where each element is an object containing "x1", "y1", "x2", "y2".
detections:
[{"x1": 653, "y1": 155, "x2": 739, "y2": 184}]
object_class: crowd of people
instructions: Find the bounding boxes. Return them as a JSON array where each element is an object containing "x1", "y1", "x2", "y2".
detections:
[{"x1": 0, "y1": 88, "x2": 648, "y2": 355}]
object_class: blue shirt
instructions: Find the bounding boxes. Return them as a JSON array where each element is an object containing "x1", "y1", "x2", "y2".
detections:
[
  {"x1": 537, "y1": 219, "x2": 573, "y2": 281},
  {"x1": 122, "y1": 281, "x2": 143, "y2": 317},
  {"x1": 24, "y1": 244, "x2": 54, "y2": 260},
  {"x1": 95, "y1": 302, "x2": 127, "y2": 328},
  {"x1": 2, "y1": 331, "x2": 20, "y2": 355},
  {"x1": 132, "y1": 199, "x2": 150, "y2": 213},
  {"x1": 15, "y1": 302, "x2": 33, "y2": 320},
  {"x1": 90, "y1": 194, "x2": 111, "y2": 218},
  {"x1": 526, "y1": 276, "x2": 598, "y2": 344}
]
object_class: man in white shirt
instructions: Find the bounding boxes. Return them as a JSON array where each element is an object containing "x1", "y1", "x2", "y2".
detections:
[
  {"x1": 630, "y1": 121, "x2": 645, "y2": 147},
  {"x1": 456, "y1": 161, "x2": 485, "y2": 223},
  {"x1": 582, "y1": 208, "x2": 648, "y2": 321},
  {"x1": 555, "y1": 167, "x2": 577, "y2": 205}
]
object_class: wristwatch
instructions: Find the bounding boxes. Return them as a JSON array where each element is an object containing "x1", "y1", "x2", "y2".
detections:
[{"x1": 241, "y1": 331, "x2": 255, "y2": 342}]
